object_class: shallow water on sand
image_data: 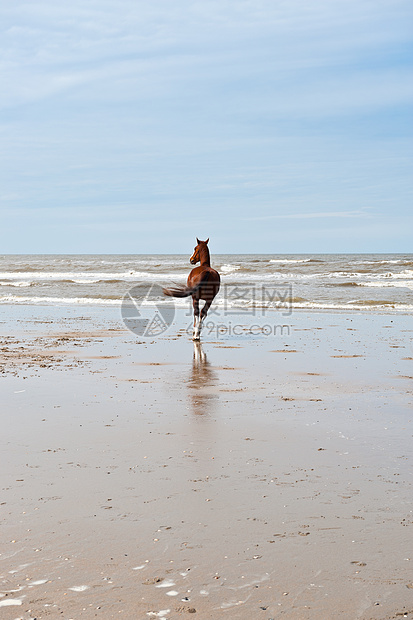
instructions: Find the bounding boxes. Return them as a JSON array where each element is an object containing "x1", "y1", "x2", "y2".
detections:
[{"x1": 1, "y1": 306, "x2": 412, "y2": 619}]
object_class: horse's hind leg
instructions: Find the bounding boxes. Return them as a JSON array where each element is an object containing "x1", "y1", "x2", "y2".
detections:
[
  {"x1": 201, "y1": 298, "x2": 212, "y2": 320},
  {"x1": 195, "y1": 298, "x2": 212, "y2": 340},
  {"x1": 192, "y1": 297, "x2": 201, "y2": 340}
]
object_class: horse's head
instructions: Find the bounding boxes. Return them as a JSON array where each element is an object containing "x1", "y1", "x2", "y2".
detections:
[{"x1": 190, "y1": 237, "x2": 209, "y2": 264}]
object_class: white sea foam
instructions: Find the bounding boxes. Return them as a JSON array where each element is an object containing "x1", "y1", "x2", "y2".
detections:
[
  {"x1": 220, "y1": 264, "x2": 241, "y2": 274},
  {"x1": 2, "y1": 293, "x2": 411, "y2": 313},
  {"x1": 0, "y1": 295, "x2": 122, "y2": 306},
  {"x1": 269, "y1": 258, "x2": 312, "y2": 264},
  {"x1": 358, "y1": 280, "x2": 413, "y2": 290},
  {"x1": 290, "y1": 301, "x2": 413, "y2": 312},
  {"x1": 355, "y1": 259, "x2": 406, "y2": 265},
  {"x1": 222, "y1": 271, "x2": 324, "y2": 280},
  {"x1": 0, "y1": 271, "x2": 188, "y2": 282},
  {"x1": 0, "y1": 281, "x2": 34, "y2": 287},
  {"x1": 380, "y1": 270, "x2": 413, "y2": 279},
  {"x1": 325, "y1": 270, "x2": 413, "y2": 280}
]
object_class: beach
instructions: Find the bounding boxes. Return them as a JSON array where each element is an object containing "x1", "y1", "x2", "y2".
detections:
[
  {"x1": 1, "y1": 303, "x2": 412, "y2": 619},
  {"x1": 3, "y1": 0, "x2": 413, "y2": 614}
]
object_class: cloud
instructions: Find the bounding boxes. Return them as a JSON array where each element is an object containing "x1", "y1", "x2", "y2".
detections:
[
  {"x1": 244, "y1": 210, "x2": 373, "y2": 221},
  {"x1": 1, "y1": 0, "x2": 412, "y2": 111},
  {"x1": 0, "y1": 0, "x2": 412, "y2": 251}
]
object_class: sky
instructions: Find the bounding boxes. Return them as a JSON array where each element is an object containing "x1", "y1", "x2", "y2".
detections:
[{"x1": 1, "y1": 0, "x2": 412, "y2": 254}]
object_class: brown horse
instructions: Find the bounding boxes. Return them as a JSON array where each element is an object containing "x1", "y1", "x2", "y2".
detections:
[{"x1": 163, "y1": 238, "x2": 220, "y2": 340}]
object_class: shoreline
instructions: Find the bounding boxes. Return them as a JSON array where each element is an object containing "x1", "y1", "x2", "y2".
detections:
[{"x1": 1, "y1": 300, "x2": 413, "y2": 316}]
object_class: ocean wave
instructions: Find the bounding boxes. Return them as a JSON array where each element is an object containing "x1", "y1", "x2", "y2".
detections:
[
  {"x1": 354, "y1": 259, "x2": 413, "y2": 266},
  {"x1": 1, "y1": 269, "x2": 412, "y2": 292},
  {"x1": 327, "y1": 279, "x2": 413, "y2": 289},
  {"x1": 346, "y1": 299, "x2": 402, "y2": 306},
  {"x1": 0, "y1": 280, "x2": 36, "y2": 287},
  {"x1": 0, "y1": 295, "x2": 121, "y2": 306},
  {"x1": 357, "y1": 280, "x2": 413, "y2": 290},
  {"x1": 221, "y1": 272, "x2": 322, "y2": 281},
  {"x1": 100, "y1": 279, "x2": 124, "y2": 284},
  {"x1": 1, "y1": 293, "x2": 412, "y2": 313},
  {"x1": 325, "y1": 270, "x2": 413, "y2": 280},
  {"x1": 157, "y1": 296, "x2": 413, "y2": 313},
  {"x1": 222, "y1": 269, "x2": 413, "y2": 282},
  {"x1": 219, "y1": 264, "x2": 241, "y2": 274},
  {"x1": 269, "y1": 258, "x2": 312, "y2": 264},
  {"x1": 4, "y1": 265, "x2": 41, "y2": 272},
  {"x1": 0, "y1": 271, "x2": 189, "y2": 282},
  {"x1": 72, "y1": 278, "x2": 124, "y2": 284},
  {"x1": 289, "y1": 300, "x2": 413, "y2": 312},
  {"x1": 289, "y1": 296, "x2": 308, "y2": 303},
  {"x1": 387, "y1": 269, "x2": 413, "y2": 278}
]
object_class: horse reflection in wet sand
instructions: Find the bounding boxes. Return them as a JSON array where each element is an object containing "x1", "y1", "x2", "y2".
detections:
[
  {"x1": 163, "y1": 238, "x2": 220, "y2": 340},
  {"x1": 188, "y1": 342, "x2": 218, "y2": 415}
]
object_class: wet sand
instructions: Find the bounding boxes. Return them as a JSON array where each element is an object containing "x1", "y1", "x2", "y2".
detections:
[{"x1": 1, "y1": 306, "x2": 412, "y2": 619}]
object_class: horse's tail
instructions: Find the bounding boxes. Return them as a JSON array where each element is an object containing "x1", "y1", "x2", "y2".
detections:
[
  {"x1": 163, "y1": 273, "x2": 210, "y2": 298},
  {"x1": 162, "y1": 285, "x2": 195, "y2": 298}
]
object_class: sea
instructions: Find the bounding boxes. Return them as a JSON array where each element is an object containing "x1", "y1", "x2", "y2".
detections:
[{"x1": 0, "y1": 254, "x2": 412, "y2": 314}]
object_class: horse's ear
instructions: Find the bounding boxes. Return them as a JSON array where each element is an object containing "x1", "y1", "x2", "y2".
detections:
[
  {"x1": 205, "y1": 238, "x2": 209, "y2": 245},
  {"x1": 196, "y1": 237, "x2": 200, "y2": 244}
]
